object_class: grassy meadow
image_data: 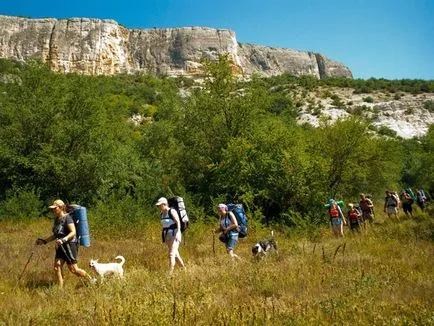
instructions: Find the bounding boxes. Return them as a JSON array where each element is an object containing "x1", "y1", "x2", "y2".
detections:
[{"x1": 0, "y1": 210, "x2": 433, "y2": 325}]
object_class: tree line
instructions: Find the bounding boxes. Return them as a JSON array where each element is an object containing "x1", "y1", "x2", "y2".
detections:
[{"x1": 0, "y1": 58, "x2": 432, "y2": 226}]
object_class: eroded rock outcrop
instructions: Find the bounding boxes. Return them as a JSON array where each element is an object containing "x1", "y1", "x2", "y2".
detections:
[{"x1": 0, "y1": 15, "x2": 353, "y2": 78}]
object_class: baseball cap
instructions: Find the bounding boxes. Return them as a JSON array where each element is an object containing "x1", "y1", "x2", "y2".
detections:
[
  {"x1": 48, "y1": 199, "x2": 65, "y2": 209},
  {"x1": 155, "y1": 197, "x2": 168, "y2": 206}
]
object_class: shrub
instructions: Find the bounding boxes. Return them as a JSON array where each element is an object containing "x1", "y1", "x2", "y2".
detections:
[
  {"x1": 363, "y1": 96, "x2": 374, "y2": 103},
  {"x1": 423, "y1": 100, "x2": 434, "y2": 113},
  {"x1": 376, "y1": 125, "x2": 397, "y2": 137},
  {"x1": 0, "y1": 188, "x2": 44, "y2": 219},
  {"x1": 404, "y1": 107, "x2": 415, "y2": 115}
]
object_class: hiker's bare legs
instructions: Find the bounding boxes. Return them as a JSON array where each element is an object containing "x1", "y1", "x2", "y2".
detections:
[
  {"x1": 332, "y1": 224, "x2": 344, "y2": 238},
  {"x1": 227, "y1": 248, "x2": 240, "y2": 260},
  {"x1": 67, "y1": 263, "x2": 92, "y2": 280},
  {"x1": 54, "y1": 259, "x2": 64, "y2": 288}
]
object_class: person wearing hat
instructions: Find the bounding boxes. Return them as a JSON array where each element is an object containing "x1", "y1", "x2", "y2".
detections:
[
  {"x1": 36, "y1": 199, "x2": 94, "y2": 287},
  {"x1": 156, "y1": 197, "x2": 185, "y2": 273},
  {"x1": 213, "y1": 204, "x2": 240, "y2": 259}
]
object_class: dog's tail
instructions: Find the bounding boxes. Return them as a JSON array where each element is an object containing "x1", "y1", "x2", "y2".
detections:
[{"x1": 115, "y1": 255, "x2": 125, "y2": 266}]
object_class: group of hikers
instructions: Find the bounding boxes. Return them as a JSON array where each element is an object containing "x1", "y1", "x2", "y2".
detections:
[
  {"x1": 34, "y1": 187, "x2": 428, "y2": 287},
  {"x1": 35, "y1": 197, "x2": 243, "y2": 287},
  {"x1": 326, "y1": 188, "x2": 428, "y2": 238}
]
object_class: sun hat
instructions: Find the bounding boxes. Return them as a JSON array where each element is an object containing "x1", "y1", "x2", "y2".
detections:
[
  {"x1": 217, "y1": 203, "x2": 227, "y2": 211},
  {"x1": 155, "y1": 197, "x2": 168, "y2": 206},
  {"x1": 48, "y1": 199, "x2": 65, "y2": 209},
  {"x1": 348, "y1": 203, "x2": 354, "y2": 208}
]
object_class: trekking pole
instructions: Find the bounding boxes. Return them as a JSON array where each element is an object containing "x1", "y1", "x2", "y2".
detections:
[
  {"x1": 14, "y1": 243, "x2": 38, "y2": 289},
  {"x1": 212, "y1": 232, "x2": 216, "y2": 257}
]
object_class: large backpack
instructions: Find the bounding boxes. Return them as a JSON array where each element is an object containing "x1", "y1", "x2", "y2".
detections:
[
  {"x1": 168, "y1": 196, "x2": 189, "y2": 232},
  {"x1": 66, "y1": 204, "x2": 91, "y2": 247},
  {"x1": 227, "y1": 203, "x2": 248, "y2": 238}
]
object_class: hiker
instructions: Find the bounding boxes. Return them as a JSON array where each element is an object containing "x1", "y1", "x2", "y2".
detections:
[
  {"x1": 213, "y1": 204, "x2": 241, "y2": 259},
  {"x1": 415, "y1": 189, "x2": 426, "y2": 211},
  {"x1": 383, "y1": 190, "x2": 399, "y2": 220},
  {"x1": 347, "y1": 203, "x2": 362, "y2": 232},
  {"x1": 400, "y1": 190, "x2": 414, "y2": 218},
  {"x1": 359, "y1": 193, "x2": 374, "y2": 223},
  {"x1": 391, "y1": 191, "x2": 401, "y2": 215},
  {"x1": 156, "y1": 197, "x2": 185, "y2": 273},
  {"x1": 35, "y1": 199, "x2": 93, "y2": 288},
  {"x1": 327, "y1": 200, "x2": 346, "y2": 238}
]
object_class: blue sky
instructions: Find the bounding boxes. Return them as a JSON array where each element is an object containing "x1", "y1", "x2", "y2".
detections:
[{"x1": 1, "y1": 0, "x2": 433, "y2": 80}]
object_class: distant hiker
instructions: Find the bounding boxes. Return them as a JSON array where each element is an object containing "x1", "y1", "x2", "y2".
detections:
[
  {"x1": 359, "y1": 193, "x2": 374, "y2": 223},
  {"x1": 213, "y1": 204, "x2": 241, "y2": 259},
  {"x1": 384, "y1": 191, "x2": 399, "y2": 221},
  {"x1": 156, "y1": 197, "x2": 185, "y2": 273},
  {"x1": 391, "y1": 191, "x2": 401, "y2": 215},
  {"x1": 327, "y1": 199, "x2": 346, "y2": 238},
  {"x1": 347, "y1": 203, "x2": 362, "y2": 232},
  {"x1": 35, "y1": 199, "x2": 93, "y2": 288},
  {"x1": 415, "y1": 189, "x2": 426, "y2": 211},
  {"x1": 400, "y1": 190, "x2": 414, "y2": 218}
]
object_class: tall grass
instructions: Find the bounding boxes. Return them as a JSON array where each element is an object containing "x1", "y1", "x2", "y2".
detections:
[{"x1": 0, "y1": 211, "x2": 433, "y2": 325}]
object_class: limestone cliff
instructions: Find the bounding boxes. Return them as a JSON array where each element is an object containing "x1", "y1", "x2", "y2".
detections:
[{"x1": 0, "y1": 15, "x2": 353, "y2": 79}]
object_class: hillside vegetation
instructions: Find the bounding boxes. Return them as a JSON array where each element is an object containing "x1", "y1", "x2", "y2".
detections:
[{"x1": 0, "y1": 56, "x2": 433, "y2": 225}]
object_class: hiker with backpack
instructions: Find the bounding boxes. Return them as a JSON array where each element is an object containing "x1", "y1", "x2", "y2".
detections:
[
  {"x1": 326, "y1": 199, "x2": 346, "y2": 238},
  {"x1": 35, "y1": 199, "x2": 94, "y2": 288},
  {"x1": 415, "y1": 188, "x2": 426, "y2": 211},
  {"x1": 213, "y1": 204, "x2": 241, "y2": 260},
  {"x1": 384, "y1": 190, "x2": 399, "y2": 221},
  {"x1": 156, "y1": 197, "x2": 185, "y2": 273},
  {"x1": 400, "y1": 190, "x2": 414, "y2": 218},
  {"x1": 359, "y1": 193, "x2": 374, "y2": 224},
  {"x1": 347, "y1": 203, "x2": 362, "y2": 233}
]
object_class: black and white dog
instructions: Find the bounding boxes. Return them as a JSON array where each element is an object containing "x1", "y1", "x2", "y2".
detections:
[{"x1": 252, "y1": 231, "x2": 278, "y2": 258}]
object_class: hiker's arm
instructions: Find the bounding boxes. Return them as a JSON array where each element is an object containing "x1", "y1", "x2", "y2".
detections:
[
  {"x1": 223, "y1": 212, "x2": 238, "y2": 234},
  {"x1": 36, "y1": 234, "x2": 56, "y2": 245},
  {"x1": 169, "y1": 210, "x2": 182, "y2": 241},
  {"x1": 213, "y1": 225, "x2": 222, "y2": 233},
  {"x1": 337, "y1": 206, "x2": 346, "y2": 224}
]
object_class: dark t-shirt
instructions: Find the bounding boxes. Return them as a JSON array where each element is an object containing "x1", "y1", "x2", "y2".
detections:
[{"x1": 52, "y1": 214, "x2": 77, "y2": 242}]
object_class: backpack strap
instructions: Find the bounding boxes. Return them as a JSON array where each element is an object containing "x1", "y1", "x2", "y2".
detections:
[{"x1": 167, "y1": 208, "x2": 177, "y2": 223}]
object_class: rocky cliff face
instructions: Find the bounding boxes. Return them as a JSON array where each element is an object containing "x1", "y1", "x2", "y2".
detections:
[{"x1": 0, "y1": 15, "x2": 352, "y2": 79}]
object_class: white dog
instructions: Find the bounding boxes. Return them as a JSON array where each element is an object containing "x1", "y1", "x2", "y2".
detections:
[{"x1": 89, "y1": 255, "x2": 125, "y2": 281}]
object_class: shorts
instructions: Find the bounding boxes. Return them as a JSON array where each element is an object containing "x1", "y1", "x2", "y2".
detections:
[
  {"x1": 350, "y1": 219, "x2": 361, "y2": 230},
  {"x1": 402, "y1": 202, "x2": 413, "y2": 213},
  {"x1": 225, "y1": 231, "x2": 239, "y2": 250},
  {"x1": 330, "y1": 218, "x2": 343, "y2": 225},
  {"x1": 55, "y1": 242, "x2": 78, "y2": 265},
  {"x1": 362, "y1": 211, "x2": 373, "y2": 222},
  {"x1": 387, "y1": 206, "x2": 397, "y2": 215}
]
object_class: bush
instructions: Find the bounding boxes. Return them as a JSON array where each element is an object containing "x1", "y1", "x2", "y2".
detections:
[
  {"x1": 0, "y1": 189, "x2": 44, "y2": 219},
  {"x1": 363, "y1": 96, "x2": 374, "y2": 103},
  {"x1": 423, "y1": 100, "x2": 434, "y2": 113}
]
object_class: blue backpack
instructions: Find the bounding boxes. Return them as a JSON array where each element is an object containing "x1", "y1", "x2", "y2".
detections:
[{"x1": 227, "y1": 203, "x2": 248, "y2": 238}]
